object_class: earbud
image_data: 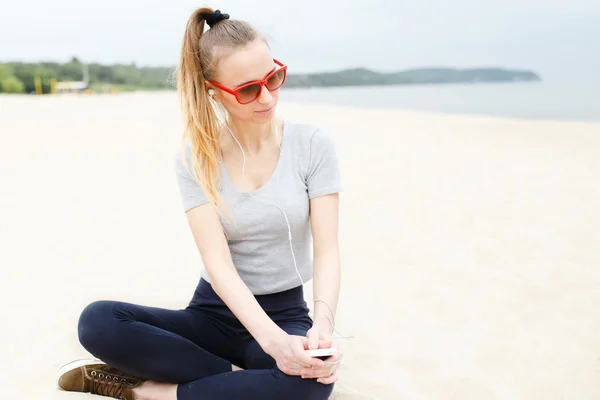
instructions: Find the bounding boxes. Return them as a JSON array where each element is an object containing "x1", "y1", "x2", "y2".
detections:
[{"x1": 208, "y1": 89, "x2": 215, "y2": 97}]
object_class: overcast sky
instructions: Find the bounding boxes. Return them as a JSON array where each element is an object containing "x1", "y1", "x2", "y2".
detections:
[{"x1": 2, "y1": 0, "x2": 599, "y2": 81}]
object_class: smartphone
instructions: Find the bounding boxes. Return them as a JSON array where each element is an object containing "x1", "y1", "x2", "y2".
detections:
[{"x1": 305, "y1": 348, "x2": 338, "y2": 360}]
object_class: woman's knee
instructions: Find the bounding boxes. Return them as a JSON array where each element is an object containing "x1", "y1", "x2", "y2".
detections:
[
  {"x1": 303, "y1": 380, "x2": 335, "y2": 400},
  {"x1": 274, "y1": 368, "x2": 335, "y2": 400},
  {"x1": 77, "y1": 300, "x2": 120, "y2": 353}
]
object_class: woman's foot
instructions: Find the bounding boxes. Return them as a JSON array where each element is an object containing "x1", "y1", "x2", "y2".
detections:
[{"x1": 57, "y1": 358, "x2": 144, "y2": 399}]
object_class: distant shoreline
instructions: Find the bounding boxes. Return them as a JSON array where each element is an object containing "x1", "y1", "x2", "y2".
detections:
[
  {"x1": 0, "y1": 58, "x2": 540, "y2": 94},
  {"x1": 284, "y1": 67, "x2": 541, "y2": 88},
  {"x1": 3, "y1": 88, "x2": 596, "y2": 124}
]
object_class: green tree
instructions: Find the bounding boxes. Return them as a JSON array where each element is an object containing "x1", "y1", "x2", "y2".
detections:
[
  {"x1": 0, "y1": 64, "x2": 11, "y2": 78},
  {"x1": 0, "y1": 75, "x2": 25, "y2": 93}
]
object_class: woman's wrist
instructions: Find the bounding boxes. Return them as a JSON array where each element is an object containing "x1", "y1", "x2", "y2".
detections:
[
  {"x1": 258, "y1": 325, "x2": 288, "y2": 354},
  {"x1": 313, "y1": 313, "x2": 334, "y2": 333}
]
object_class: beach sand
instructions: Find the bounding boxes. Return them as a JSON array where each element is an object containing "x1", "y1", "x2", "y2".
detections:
[{"x1": 1, "y1": 92, "x2": 599, "y2": 399}]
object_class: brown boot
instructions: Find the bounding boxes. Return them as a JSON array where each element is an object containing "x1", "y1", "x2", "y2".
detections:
[{"x1": 57, "y1": 358, "x2": 144, "y2": 399}]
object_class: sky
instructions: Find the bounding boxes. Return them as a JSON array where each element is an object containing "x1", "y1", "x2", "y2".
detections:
[{"x1": 2, "y1": 0, "x2": 599, "y2": 81}]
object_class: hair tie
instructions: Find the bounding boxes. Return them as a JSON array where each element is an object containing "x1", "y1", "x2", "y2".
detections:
[{"x1": 203, "y1": 10, "x2": 230, "y2": 28}]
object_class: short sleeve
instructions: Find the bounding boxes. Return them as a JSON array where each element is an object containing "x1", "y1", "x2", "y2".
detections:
[
  {"x1": 306, "y1": 128, "x2": 343, "y2": 199},
  {"x1": 174, "y1": 144, "x2": 210, "y2": 212}
]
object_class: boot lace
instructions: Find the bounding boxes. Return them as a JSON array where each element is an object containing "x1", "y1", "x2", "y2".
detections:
[{"x1": 88, "y1": 369, "x2": 138, "y2": 399}]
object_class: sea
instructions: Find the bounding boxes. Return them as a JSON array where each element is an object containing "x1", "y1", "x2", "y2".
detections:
[{"x1": 279, "y1": 80, "x2": 600, "y2": 122}]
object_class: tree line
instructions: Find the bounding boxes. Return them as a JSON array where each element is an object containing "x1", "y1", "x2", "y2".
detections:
[
  {"x1": 0, "y1": 58, "x2": 174, "y2": 94},
  {"x1": 0, "y1": 57, "x2": 541, "y2": 94}
]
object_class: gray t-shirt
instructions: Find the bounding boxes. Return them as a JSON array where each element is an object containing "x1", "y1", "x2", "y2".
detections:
[{"x1": 174, "y1": 120, "x2": 342, "y2": 295}]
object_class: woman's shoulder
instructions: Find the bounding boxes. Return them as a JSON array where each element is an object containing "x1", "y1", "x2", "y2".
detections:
[
  {"x1": 283, "y1": 119, "x2": 342, "y2": 196},
  {"x1": 284, "y1": 119, "x2": 328, "y2": 137},
  {"x1": 173, "y1": 140, "x2": 194, "y2": 173},
  {"x1": 284, "y1": 119, "x2": 336, "y2": 152}
]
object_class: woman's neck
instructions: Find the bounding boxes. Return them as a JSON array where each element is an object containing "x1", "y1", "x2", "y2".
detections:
[{"x1": 226, "y1": 118, "x2": 276, "y2": 154}]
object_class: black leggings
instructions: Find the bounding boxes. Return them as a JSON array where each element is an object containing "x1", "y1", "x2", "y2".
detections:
[{"x1": 77, "y1": 279, "x2": 334, "y2": 400}]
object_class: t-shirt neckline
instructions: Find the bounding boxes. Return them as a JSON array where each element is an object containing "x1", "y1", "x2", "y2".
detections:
[{"x1": 220, "y1": 119, "x2": 289, "y2": 195}]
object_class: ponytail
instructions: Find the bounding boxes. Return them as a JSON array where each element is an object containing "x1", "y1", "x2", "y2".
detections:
[
  {"x1": 176, "y1": 7, "x2": 261, "y2": 213},
  {"x1": 177, "y1": 7, "x2": 224, "y2": 211}
]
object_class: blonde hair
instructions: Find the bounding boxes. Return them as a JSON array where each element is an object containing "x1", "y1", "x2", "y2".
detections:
[{"x1": 176, "y1": 7, "x2": 260, "y2": 211}]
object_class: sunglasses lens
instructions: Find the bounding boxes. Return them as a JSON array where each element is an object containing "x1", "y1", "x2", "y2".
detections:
[
  {"x1": 267, "y1": 68, "x2": 286, "y2": 91},
  {"x1": 233, "y1": 66, "x2": 287, "y2": 104},
  {"x1": 237, "y1": 84, "x2": 261, "y2": 104}
]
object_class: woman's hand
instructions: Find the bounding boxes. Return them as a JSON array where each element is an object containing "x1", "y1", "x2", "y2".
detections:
[
  {"x1": 265, "y1": 332, "x2": 325, "y2": 376},
  {"x1": 306, "y1": 315, "x2": 334, "y2": 351},
  {"x1": 302, "y1": 316, "x2": 342, "y2": 384},
  {"x1": 300, "y1": 351, "x2": 342, "y2": 384}
]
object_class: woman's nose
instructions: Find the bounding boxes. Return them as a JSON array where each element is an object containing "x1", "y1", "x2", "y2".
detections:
[{"x1": 257, "y1": 84, "x2": 274, "y2": 104}]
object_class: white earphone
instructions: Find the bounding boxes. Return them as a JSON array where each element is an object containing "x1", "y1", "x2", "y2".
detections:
[
  {"x1": 225, "y1": 123, "x2": 303, "y2": 286},
  {"x1": 208, "y1": 88, "x2": 215, "y2": 97}
]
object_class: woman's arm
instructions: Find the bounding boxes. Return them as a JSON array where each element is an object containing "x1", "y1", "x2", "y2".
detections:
[
  {"x1": 184, "y1": 203, "x2": 323, "y2": 374},
  {"x1": 185, "y1": 203, "x2": 285, "y2": 346},
  {"x1": 300, "y1": 192, "x2": 343, "y2": 383},
  {"x1": 308, "y1": 193, "x2": 341, "y2": 344}
]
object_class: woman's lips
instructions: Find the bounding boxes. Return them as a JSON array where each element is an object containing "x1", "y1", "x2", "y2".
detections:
[{"x1": 256, "y1": 104, "x2": 275, "y2": 114}]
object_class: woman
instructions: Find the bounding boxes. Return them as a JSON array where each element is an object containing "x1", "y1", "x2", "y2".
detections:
[{"x1": 57, "y1": 7, "x2": 343, "y2": 400}]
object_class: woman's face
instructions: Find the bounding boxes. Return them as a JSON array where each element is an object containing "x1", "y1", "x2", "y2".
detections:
[{"x1": 209, "y1": 38, "x2": 282, "y2": 125}]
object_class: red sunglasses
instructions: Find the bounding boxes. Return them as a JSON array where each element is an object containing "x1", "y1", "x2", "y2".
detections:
[{"x1": 207, "y1": 59, "x2": 288, "y2": 105}]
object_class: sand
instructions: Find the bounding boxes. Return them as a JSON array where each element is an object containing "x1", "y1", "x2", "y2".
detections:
[{"x1": 1, "y1": 92, "x2": 599, "y2": 400}]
